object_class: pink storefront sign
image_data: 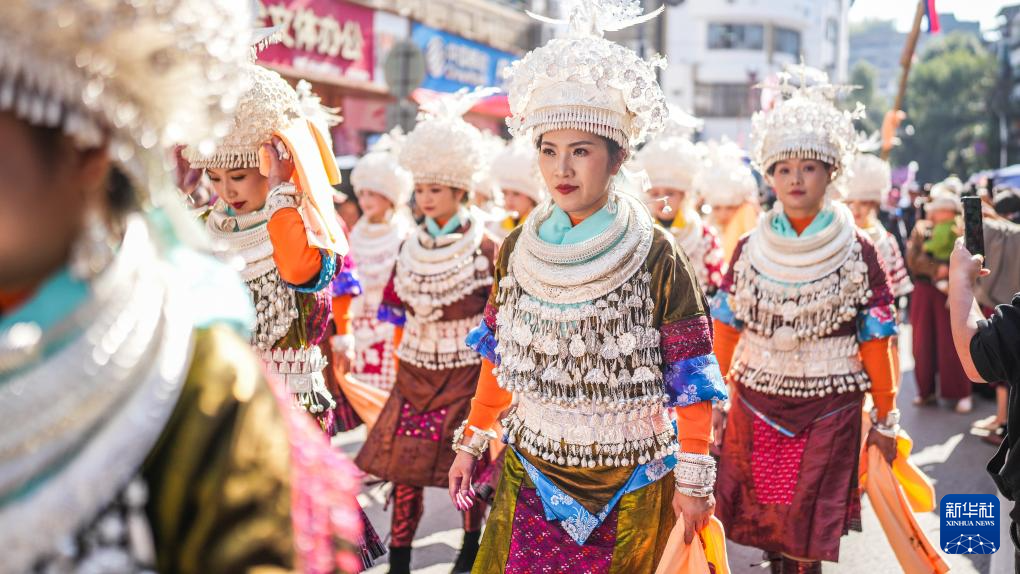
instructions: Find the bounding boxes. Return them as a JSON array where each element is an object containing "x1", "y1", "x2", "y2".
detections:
[{"x1": 258, "y1": 0, "x2": 374, "y2": 83}]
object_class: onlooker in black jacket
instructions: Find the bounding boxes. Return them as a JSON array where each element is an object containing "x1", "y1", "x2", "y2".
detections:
[{"x1": 949, "y1": 238, "x2": 1020, "y2": 560}]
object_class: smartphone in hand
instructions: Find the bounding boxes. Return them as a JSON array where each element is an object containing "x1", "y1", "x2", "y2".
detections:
[{"x1": 961, "y1": 195, "x2": 984, "y2": 257}]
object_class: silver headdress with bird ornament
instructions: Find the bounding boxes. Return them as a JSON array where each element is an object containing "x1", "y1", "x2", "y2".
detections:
[{"x1": 506, "y1": 0, "x2": 669, "y2": 149}]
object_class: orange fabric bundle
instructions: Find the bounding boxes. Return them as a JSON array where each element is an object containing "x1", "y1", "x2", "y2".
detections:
[
  {"x1": 859, "y1": 414, "x2": 936, "y2": 514},
  {"x1": 654, "y1": 515, "x2": 730, "y2": 574},
  {"x1": 271, "y1": 120, "x2": 347, "y2": 255},
  {"x1": 333, "y1": 371, "x2": 388, "y2": 430},
  {"x1": 862, "y1": 446, "x2": 948, "y2": 574}
]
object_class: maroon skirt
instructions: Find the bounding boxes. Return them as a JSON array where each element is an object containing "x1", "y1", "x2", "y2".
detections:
[{"x1": 715, "y1": 387, "x2": 864, "y2": 562}]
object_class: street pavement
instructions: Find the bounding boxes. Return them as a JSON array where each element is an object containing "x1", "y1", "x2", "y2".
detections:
[{"x1": 337, "y1": 326, "x2": 1007, "y2": 573}]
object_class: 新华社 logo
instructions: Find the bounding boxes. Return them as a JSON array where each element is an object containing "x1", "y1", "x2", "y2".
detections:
[{"x1": 940, "y1": 494, "x2": 1000, "y2": 554}]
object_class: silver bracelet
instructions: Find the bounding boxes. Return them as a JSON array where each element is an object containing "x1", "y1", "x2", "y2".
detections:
[
  {"x1": 674, "y1": 454, "x2": 717, "y2": 491},
  {"x1": 870, "y1": 408, "x2": 901, "y2": 438},
  {"x1": 450, "y1": 421, "x2": 497, "y2": 459},
  {"x1": 675, "y1": 484, "x2": 714, "y2": 498},
  {"x1": 265, "y1": 182, "x2": 298, "y2": 217}
]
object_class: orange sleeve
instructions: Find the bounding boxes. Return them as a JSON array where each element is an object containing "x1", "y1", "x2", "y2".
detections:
[
  {"x1": 331, "y1": 294, "x2": 352, "y2": 334},
  {"x1": 393, "y1": 326, "x2": 403, "y2": 349},
  {"x1": 465, "y1": 358, "x2": 513, "y2": 436},
  {"x1": 861, "y1": 336, "x2": 898, "y2": 418},
  {"x1": 675, "y1": 402, "x2": 712, "y2": 454},
  {"x1": 267, "y1": 207, "x2": 322, "y2": 286},
  {"x1": 713, "y1": 320, "x2": 742, "y2": 377}
]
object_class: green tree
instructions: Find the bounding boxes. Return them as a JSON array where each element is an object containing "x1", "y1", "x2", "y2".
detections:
[
  {"x1": 893, "y1": 33, "x2": 997, "y2": 182},
  {"x1": 845, "y1": 61, "x2": 888, "y2": 136}
]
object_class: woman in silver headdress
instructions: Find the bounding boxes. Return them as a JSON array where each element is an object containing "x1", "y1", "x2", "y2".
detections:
[
  {"x1": 711, "y1": 67, "x2": 900, "y2": 573},
  {"x1": 448, "y1": 2, "x2": 727, "y2": 572},
  {"x1": 0, "y1": 2, "x2": 366, "y2": 572}
]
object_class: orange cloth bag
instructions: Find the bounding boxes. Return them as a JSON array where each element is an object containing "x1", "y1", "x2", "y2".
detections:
[{"x1": 654, "y1": 515, "x2": 730, "y2": 574}]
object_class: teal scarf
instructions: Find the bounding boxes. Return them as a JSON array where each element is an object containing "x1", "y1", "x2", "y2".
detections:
[
  {"x1": 771, "y1": 206, "x2": 835, "y2": 238},
  {"x1": 538, "y1": 204, "x2": 615, "y2": 245},
  {"x1": 425, "y1": 209, "x2": 466, "y2": 238}
]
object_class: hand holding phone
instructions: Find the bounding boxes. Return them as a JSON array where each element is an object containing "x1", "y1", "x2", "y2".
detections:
[{"x1": 961, "y1": 195, "x2": 984, "y2": 258}]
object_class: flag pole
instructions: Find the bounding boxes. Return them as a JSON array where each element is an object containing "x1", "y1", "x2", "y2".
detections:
[{"x1": 882, "y1": 0, "x2": 927, "y2": 160}]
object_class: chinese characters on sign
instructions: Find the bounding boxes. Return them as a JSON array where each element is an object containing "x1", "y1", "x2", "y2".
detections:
[
  {"x1": 940, "y1": 494, "x2": 1000, "y2": 555},
  {"x1": 257, "y1": 0, "x2": 374, "y2": 82}
]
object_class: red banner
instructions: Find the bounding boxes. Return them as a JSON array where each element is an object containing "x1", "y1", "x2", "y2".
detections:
[{"x1": 257, "y1": 0, "x2": 374, "y2": 83}]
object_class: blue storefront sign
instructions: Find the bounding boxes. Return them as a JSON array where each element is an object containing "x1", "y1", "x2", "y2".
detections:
[{"x1": 411, "y1": 23, "x2": 517, "y2": 93}]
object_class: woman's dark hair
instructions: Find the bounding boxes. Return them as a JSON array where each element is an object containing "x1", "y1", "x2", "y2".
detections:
[
  {"x1": 30, "y1": 123, "x2": 136, "y2": 215},
  {"x1": 766, "y1": 159, "x2": 835, "y2": 177}
]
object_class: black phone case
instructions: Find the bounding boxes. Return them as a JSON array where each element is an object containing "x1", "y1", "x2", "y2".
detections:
[{"x1": 962, "y1": 196, "x2": 984, "y2": 257}]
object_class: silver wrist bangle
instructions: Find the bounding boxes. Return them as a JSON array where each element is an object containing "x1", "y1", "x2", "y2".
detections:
[
  {"x1": 673, "y1": 453, "x2": 717, "y2": 493},
  {"x1": 870, "y1": 408, "x2": 901, "y2": 438},
  {"x1": 675, "y1": 484, "x2": 714, "y2": 498},
  {"x1": 265, "y1": 183, "x2": 298, "y2": 217},
  {"x1": 451, "y1": 421, "x2": 497, "y2": 459}
]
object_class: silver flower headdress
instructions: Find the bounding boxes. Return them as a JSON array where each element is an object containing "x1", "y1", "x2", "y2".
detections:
[
  {"x1": 0, "y1": 0, "x2": 253, "y2": 192},
  {"x1": 398, "y1": 87, "x2": 495, "y2": 193},
  {"x1": 351, "y1": 128, "x2": 413, "y2": 208},
  {"x1": 751, "y1": 64, "x2": 863, "y2": 175},
  {"x1": 694, "y1": 139, "x2": 759, "y2": 208},
  {"x1": 184, "y1": 63, "x2": 303, "y2": 169},
  {"x1": 844, "y1": 153, "x2": 892, "y2": 204},
  {"x1": 491, "y1": 136, "x2": 546, "y2": 204},
  {"x1": 507, "y1": 0, "x2": 668, "y2": 149},
  {"x1": 635, "y1": 106, "x2": 704, "y2": 193}
]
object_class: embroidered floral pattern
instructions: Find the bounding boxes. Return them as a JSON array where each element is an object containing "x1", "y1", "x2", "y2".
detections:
[
  {"x1": 396, "y1": 402, "x2": 448, "y2": 442},
  {"x1": 660, "y1": 315, "x2": 714, "y2": 363},
  {"x1": 505, "y1": 487, "x2": 618, "y2": 574}
]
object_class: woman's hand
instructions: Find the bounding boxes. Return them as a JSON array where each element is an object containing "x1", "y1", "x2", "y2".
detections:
[
  {"x1": 448, "y1": 451, "x2": 478, "y2": 511},
  {"x1": 711, "y1": 406, "x2": 727, "y2": 450},
  {"x1": 264, "y1": 136, "x2": 295, "y2": 189},
  {"x1": 672, "y1": 489, "x2": 716, "y2": 545},
  {"x1": 866, "y1": 427, "x2": 898, "y2": 463}
]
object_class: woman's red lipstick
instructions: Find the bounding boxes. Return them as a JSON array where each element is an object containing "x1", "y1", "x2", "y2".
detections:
[{"x1": 555, "y1": 184, "x2": 578, "y2": 195}]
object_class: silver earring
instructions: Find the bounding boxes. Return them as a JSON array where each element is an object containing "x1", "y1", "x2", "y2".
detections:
[
  {"x1": 606, "y1": 181, "x2": 619, "y2": 214},
  {"x1": 70, "y1": 208, "x2": 115, "y2": 281}
]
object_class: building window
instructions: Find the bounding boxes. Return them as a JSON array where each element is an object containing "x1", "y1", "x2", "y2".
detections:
[
  {"x1": 694, "y1": 83, "x2": 755, "y2": 118},
  {"x1": 826, "y1": 18, "x2": 839, "y2": 42},
  {"x1": 708, "y1": 23, "x2": 765, "y2": 50},
  {"x1": 774, "y1": 27, "x2": 802, "y2": 56}
]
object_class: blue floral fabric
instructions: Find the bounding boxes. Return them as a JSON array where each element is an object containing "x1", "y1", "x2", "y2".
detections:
[
  {"x1": 514, "y1": 447, "x2": 677, "y2": 545},
  {"x1": 664, "y1": 355, "x2": 728, "y2": 407},
  {"x1": 465, "y1": 321, "x2": 499, "y2": 365}
]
